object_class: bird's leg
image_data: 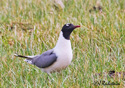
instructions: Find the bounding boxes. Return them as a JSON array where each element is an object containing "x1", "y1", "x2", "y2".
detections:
[{"x1": 47, "y1": 73, "x2": 58, "y2": 85}]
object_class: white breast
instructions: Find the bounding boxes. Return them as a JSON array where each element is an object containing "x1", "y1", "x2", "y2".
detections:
[{"x1": 41, "y1": 32, "x2": 73, "y2": 73}]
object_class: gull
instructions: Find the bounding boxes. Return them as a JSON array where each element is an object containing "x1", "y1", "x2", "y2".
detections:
[{"x1": 14, "y1": 23, "x2": 80, "y2": 73}]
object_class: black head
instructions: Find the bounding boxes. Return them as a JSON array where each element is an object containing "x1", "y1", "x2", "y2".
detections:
[{"x1": 61, "y1": 23, "x2": 80, "y2": 40}]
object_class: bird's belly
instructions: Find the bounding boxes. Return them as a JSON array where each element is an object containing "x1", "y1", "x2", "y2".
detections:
[{"x1": 41, "y1": 52, "x2": 72, "y2": 73}]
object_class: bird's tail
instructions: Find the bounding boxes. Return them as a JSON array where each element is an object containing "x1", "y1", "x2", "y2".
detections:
[
  {"x1": 14, "y1": 54, "x2": 33, "y2": 64},
  {"x1": 14, "y1": 54, "x2": 33, "y2": 59}
]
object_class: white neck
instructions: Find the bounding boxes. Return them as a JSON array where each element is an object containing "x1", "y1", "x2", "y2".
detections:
[{"x1": 54, "y1": 31, "x2": 72, "y2": 50}]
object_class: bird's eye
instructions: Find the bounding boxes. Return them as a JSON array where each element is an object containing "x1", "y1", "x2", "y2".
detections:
[{"x1": 66, "y1": 23, "x2": 70, "y2": 26}]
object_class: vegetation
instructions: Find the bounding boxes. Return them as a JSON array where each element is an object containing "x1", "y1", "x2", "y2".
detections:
[{"x1": 0, "y1": 0, "x2": 124, "y2": 87}]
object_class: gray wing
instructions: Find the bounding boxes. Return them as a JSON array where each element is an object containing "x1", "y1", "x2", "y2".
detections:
[{"x1": 32, "y1": 49, "x2": 57, "y2": 68}]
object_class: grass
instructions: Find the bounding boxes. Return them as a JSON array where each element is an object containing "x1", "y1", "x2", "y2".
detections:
[{"x1": 0, "y1": 0, "x2": 125, "y2": 87}]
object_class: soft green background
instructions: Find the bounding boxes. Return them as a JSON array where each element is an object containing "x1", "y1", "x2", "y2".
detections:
[{"x1": 0, "y1": 0, "x2": 125, "y2": 87}]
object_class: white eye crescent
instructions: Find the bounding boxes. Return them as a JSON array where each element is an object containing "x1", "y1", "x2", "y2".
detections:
[{"x1": 66, "y1": 23, "x2": 70, "y2": 26}]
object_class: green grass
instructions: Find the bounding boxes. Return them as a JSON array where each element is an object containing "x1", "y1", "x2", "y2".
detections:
[{"x1": 0, "y1": 0, "x2": 125, "y2": 87}]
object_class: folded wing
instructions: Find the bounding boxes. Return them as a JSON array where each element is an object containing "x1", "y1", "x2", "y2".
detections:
[{"x1": 32, "y1": 49, "x2": 57, "y2": 68}]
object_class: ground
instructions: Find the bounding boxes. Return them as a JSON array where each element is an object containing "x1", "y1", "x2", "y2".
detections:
[{"x1": 0, "y1": 0, "x2": 125, "y2": 87}]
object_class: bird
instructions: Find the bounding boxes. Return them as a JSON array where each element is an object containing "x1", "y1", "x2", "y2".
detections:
[{"x1": 14, "y1": 23, "x2": 80, "y2": 73}]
